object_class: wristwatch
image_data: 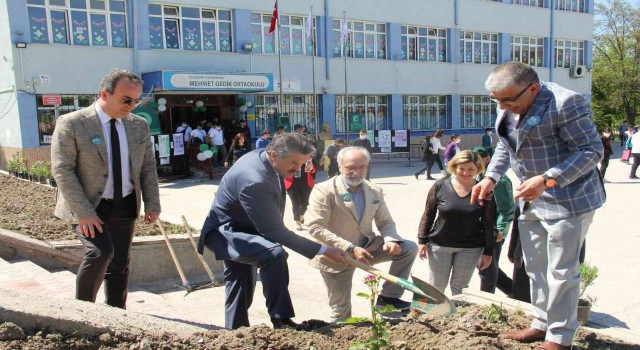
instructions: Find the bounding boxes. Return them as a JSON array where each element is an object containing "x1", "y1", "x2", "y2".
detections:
[{"x1": 542, "y1": 174, "x2": 557, "y2": 188}]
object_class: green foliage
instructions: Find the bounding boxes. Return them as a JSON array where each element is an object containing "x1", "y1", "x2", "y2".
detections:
[
  {"x1": 593, "y1": 0, "x2": 640, "y2": 126},
  {"x1": 483, "y1": 304, "x2": 508, "y2": 324},
  {"x1": 579, "y1": 262, "x2": 599, "y2": 305},
  {"x1": 29, "y1": 160, "x2": 51, "y2": 179},
  {"x1": 343, "y1": 275, "x2": 396, "y2": 350},
  {"x1": 9, "y1": 153, "x2": 27, "y2": 173}
]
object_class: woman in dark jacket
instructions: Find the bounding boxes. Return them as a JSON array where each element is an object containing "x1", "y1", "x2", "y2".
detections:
[
  {"x1": 224, "y1": 133, "x2": 251, "y2": 168},
  {"x1": 285, "y1": 156, "x2": 317, "y2": 231}
]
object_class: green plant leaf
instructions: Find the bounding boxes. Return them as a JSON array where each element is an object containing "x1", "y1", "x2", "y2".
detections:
[
  {"x1": 342, "y1": 317, "x2": 368, "y2": 324},
  {"x1": 356, "y1": 292, "x2": 370, "y2": 298}
]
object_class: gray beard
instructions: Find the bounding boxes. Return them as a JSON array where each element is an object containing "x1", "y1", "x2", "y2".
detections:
[{"x1": 343, "y1": 175, "x2": 364, "y2": 187}]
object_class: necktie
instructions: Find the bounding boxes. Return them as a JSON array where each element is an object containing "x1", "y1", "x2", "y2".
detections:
[
  {"x1": 110, "y1": 119, "x2": 123, "y2": 202},
  {"x1": 278, "y1": 175, "x2": 285, "y2": 217}
]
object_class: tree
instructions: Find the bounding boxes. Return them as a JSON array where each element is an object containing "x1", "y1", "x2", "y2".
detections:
[{"x1": 593, "y1": 0, "x2": 640, "y2": 126}]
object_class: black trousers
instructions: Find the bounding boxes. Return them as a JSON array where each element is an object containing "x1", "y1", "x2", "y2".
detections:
[
  {"x1": 600, "y1": 154, "x2": 610, "y2": 178},
  {"x1": 287, "y1": 185, "x2": 312, "y2": 219},
  {"x1": 75, "y1": 193, "x2": 136, "y2": 309},
  {"x1": 328, "y1": 159, "x2": 340, "y2": 178},
  {"x1": 631, "y1": 153, "x2": 640, "y2": 177},
  {"x1": 415, "y1": 154, "x2": 444, "y2": 177},
  {"x1": 478, "y1": 239, "x2": 513, "y2": 295},
  {"x1": 223, "y1": 245, "x2": 294, "y2": 329}
]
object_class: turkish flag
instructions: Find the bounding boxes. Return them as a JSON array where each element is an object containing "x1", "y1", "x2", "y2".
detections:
[{"x1": 269, "y1": 1, "x2": 278, "y2": 33}]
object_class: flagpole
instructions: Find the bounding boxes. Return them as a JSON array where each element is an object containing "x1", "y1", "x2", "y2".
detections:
[
  {"x1": 310, "y1": 6, "x2": 318, "y2": 140},
  {"x1": 276, "y1": 1, "x2": 284, "y2": 121},
  {"x1": 343, "y1": 11, "x2": 349, "y2": 145}
]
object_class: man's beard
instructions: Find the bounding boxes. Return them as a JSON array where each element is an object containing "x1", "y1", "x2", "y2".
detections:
[{"x1": 343, "y1": 175, "x2": 364, "y2": 187}]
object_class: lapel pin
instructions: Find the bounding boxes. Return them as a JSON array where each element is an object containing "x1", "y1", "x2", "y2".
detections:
[
  {"x1": 91, "y1": 135, "x2": 103, "y2": 145},
  {"x1": 527, "y1": 115, "x2": 541, "y2": 127},
  {"x1": 342, "y1": 193, "x2": 353, "y2": 202}
]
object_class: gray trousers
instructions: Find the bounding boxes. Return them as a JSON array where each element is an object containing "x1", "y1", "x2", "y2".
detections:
[
  {"x1": 320, "y1": 237, "x2": 417, "y2": 322},
  {"x1": 426, "y1": 243, "x2": 484, "y2": 296},
  {"x1": 519, "y1": 209, "x2": 595, "y2": 346}
]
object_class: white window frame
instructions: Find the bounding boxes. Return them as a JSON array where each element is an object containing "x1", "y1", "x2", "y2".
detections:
[
  {"x1": 513, "y1": 0, "x2": 544, "y2": 7},
  {"x1": 511, "y1": 35, "x2": 545, "y2": 67},
  {"x1": 459, "y1": 30, "x2": 499, "y2": 65},
  {"x1": 460, "y1": 96, "x2": 497, "y2": 129},
  {"x1": 401, "y1": 25, "x2": 447, "y2": 62},
  {"x1": 403, "y1": 95, "x2": 450, "y2": 130},
  {"x1": 250, "y1": 12, "x2": 315, "y2": 55},
  {"x1": 27, "y1": 0, "x2": 127, "y2": 47},
  {"x1": 556, "y1": 0, "x2": 585, "y2": 12},
  {"x1": 554, "y1": 39, "x2": 584, "y2": 68},
  {"x1": 332, "y1": 19, "x2": 387, "y2": 59}
]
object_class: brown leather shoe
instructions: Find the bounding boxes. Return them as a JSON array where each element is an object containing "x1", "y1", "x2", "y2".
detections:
[
  {"x1": 500, "y1": 327, "x2": 546, "y2": 342},
  {"x1": 534, "y1": 340, "x2": 571, "y2": 350}
]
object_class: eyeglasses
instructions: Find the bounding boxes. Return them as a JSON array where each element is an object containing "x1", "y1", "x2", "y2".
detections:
[
  {"x1": 120, "y1": 97, "x2": 142, "y2": 107},
  {"x1": 342, "y1": 165, "x2": 368, "y2": 173},
  {"x1": 490, "y1": 82, "x2": 533, "y2": 105}
]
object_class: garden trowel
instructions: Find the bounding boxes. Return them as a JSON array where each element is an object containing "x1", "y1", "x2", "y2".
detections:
[{"x1": 345, "y1": 255, "x2": 456, "y2": 316}]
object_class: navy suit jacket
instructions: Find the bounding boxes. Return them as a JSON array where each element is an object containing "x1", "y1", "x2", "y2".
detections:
[{"x1": 198, "y1": 149, "x2": 321, "y2": 260}]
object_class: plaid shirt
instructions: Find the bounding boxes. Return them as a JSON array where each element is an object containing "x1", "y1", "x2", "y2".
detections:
[{"x1": 485, "y1": 82, "x2": 605, "y2": 220}]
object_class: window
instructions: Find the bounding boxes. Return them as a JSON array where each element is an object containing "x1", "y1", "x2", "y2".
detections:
[
  {"x1": 556, "y1": 0, "x2": 585, "y2": 12},
  {"x1": 514, "y1": 0, "x2": 544, "y2": 6},
  {"x1": 335, "y1": 95, "x2": 388, "y2": 132},
  {"x1": 403, "y1": 95, "x2": 450, "y2": 130},
  {"x1": 254, "y1": 95, "x2": 317, "y2": 135},
  {"x1": 250, "y1": 12, "x2": 315, "y2": 55},
  {"x1": 459, "y1": 31, "x2": 498, "y2": 64},
  {"x1": 554, "y1": 40, "x2": 584, "y2": 68},
  {"x1": 332, "y1": 20, "x2": 386, "y2": 59},
  {"x1": 401, "y1": 26, "x2": 447, "y2": 62},
  {"x1": 27, "y1": 0, "x2": 127, "y2": 47},
  {"x1": 36, "y1": 94, "x2": 98, "y2": 145},
  {"x1": 148, "y1": 3, "x2": 232, "y2": 52},
  {"x1": 511, "y1": 36, "x2": 544, "y2": 67},
  {"x1": 460, "y1": 96, "x2": 497, "y2": 129}
]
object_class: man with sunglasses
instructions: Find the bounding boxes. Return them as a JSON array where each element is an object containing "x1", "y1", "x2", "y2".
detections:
[
  {"x1": 51, "y1": 69, "x2": 161, "y2": 309},
  {"x1": 471, "y1": 62, "x2": 604, "y2": 350}
]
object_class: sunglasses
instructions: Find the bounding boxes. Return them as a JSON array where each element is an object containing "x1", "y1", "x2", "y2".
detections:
[
  {"x1": 490, "y1": 82, "x2": 534, "y2": 105},
  {"x1": 120, "y1": 97, "x2": 142, "y2": 107}
]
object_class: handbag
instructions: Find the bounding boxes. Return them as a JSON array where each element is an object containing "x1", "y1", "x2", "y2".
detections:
[{"x1": 622, "y1": 149, "x2": 631, "y2": 161}]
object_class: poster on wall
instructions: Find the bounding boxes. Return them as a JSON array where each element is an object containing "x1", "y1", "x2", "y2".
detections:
[
  {"x1": 394, "y1": 130, "x2": 408, "y2": 147},
  {"x1": 366, "y1": 130, "x2": 375, "y2": 146},
  {"x1": 173, "y1": 133, "x2": 184, "y2": 156},
  {"x1": 158, "y1": 134, "x2": 171, "y2": 158},
  {"x1": 378, "y1": 130, "x2": 392, "y2": 152}
]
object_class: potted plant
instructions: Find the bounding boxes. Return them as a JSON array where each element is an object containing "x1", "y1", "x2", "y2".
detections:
[
  {"x1": 6, "y1": 159, "x2": 19, "y2": 177},
  {"x1": 578, "y1": 262, "x2": 599, "y2": 325}
]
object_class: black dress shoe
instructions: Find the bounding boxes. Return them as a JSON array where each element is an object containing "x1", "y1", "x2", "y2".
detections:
[
  {"x1": 414, "y1": 173, "x2": 419, "y2": 180},
  {"x1": 375, "y1": 296, "x2": 411, "y2": 310},
  {"x1": 427, "y1": 176, "x2": 436, "y2": 180},
  {"x1": 271, "y1": 318, "x2": 299, "y2": 329}
]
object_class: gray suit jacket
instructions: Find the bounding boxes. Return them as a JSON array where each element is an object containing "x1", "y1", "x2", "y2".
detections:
[
  {"x1": 485, "y1": 82, "x2": 605, "y2": 220},
  {"x1": 198, "y1": 149, "x2": 321, "y2": 260},
  {"x1": 51, "y1": 105, "x2": 161, "y2": 223}
]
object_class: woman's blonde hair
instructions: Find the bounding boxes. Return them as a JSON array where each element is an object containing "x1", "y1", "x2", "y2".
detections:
[{"x1": 446, "y1": 149, "x2": 485, "y2": 175}]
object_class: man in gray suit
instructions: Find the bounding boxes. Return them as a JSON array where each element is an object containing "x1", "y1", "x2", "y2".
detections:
[
  {"x1": 51, "y1": 69, "x2": 161, "y2": 309},
  {"x1": 198, "y1": 133, "x2": 347, "y2": 330},
  {"x1": 472, "y1": 62, "x2": 605, "y2": 350}
]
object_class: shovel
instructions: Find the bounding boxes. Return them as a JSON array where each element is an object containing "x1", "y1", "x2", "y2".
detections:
[{"x1": 345, "y1": 255, "x2": 456, "y2": 316}]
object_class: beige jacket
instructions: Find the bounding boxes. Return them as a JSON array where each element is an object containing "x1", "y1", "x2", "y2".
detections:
[
  {"x1": 51, "y1": 105, "x2": 160, "y2": 223},
  {"x1": 305, "y1": 176, "x2": 402, "y2": 273}
]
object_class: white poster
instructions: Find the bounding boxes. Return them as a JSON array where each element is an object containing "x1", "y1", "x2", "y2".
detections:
[
  {"x1": 378, "y1": 130, "x2": 392, "y2": 148},
  {"x1": 366, "y1": 130, "x2": 375, "y2": 146},
  {"x1": 160, "y1": 156, "x2": 170, "y2": 165},
  {"x1": 394, "y1": 130, "x2": 408, "y2": 147},
  {"x1": 173, "y1": 133, "x2": 184, "y2": 156},
  {"x1": 381, "y1": 147, "x2": 392, "y2": 153},
  {"x1": 40, "y1": 75, "x2": 51, "y2": 86},
  {"x1": 158, "y1": 134, "x2": 171, "y2": 158}
]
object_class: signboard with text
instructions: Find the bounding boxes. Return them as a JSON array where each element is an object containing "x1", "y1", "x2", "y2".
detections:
[
  {"x1": 42, "y1": 94, "x2": 62, "y2": 106},
  {"x1": 160, "y1": 71, "x2": 274, "y2": 91}
]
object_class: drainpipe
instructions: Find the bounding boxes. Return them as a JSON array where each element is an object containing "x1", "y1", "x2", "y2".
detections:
[
  {"x1": 324, "y1": 0, "x2": 330, "y2": 79},
  {"x1": 132, "y1": 0, "x2": 139, "y2": 74},
  {"x1": 549, "y1": 0, "x2": 555, "y2": 82}
]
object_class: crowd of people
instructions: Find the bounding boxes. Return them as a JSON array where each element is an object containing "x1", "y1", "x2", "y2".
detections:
[{"x1": 51, "y1": 61, "x2": 626, "y2": 350}]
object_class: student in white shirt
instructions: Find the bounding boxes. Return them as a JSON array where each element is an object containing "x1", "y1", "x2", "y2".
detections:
[
  {"x1": 190, "y1": 123, "x2": 207, "y2": 145},
  {"x1": 176, "y1": 121, "x2": 192, "y2": 143},
  {"x1": 208, "y1": 122, "x2": 228, "y2": 167}
]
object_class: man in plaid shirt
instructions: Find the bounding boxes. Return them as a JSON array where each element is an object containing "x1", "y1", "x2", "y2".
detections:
[{"x1": 472, "y1": 62, "x2": 605, "y2": 350}]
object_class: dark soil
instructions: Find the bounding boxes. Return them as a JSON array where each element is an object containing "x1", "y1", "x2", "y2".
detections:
[
  {"x1": 0, "y1": 174, "x2": 187, "y2": 241},
  {"x1": 1, "y1": 304, "x2": 638, "y2": 349}
]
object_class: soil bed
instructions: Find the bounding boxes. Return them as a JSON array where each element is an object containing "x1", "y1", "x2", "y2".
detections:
[
  {"x1": 0, "y1": 174, "x2": 185, "y2": 241},
  {"x1": 1, "y1": 304, "x2": 638, "y2": 349}
]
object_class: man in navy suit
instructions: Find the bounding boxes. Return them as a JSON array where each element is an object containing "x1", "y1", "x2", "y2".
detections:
[
  {"x1": 198, "y1": 133, "x2": 347, "y2": 330},
  {"x1": 472, "y1": 62, "x2": 604, "y2": 350}
]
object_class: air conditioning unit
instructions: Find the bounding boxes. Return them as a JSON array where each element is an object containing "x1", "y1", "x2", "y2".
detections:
[{"x1": 570, "y1": 65, "x2": 587, "y2": 78}]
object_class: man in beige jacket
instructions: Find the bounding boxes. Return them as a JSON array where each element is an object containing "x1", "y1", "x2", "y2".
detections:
[
  {"x1": 306, "y1": 147, "x2": 417, "y2": 322},
  {"x1": 51, "y1": 69, "x2": 160, "y2": 309}
]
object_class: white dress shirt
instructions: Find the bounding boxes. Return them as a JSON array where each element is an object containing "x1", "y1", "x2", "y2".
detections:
[
  {"x1": 96, "y1": 105, "x2": 134, "y2": 199},
  {"x1": 208, "y1": 127, "x2": 224, "y2": 145}
]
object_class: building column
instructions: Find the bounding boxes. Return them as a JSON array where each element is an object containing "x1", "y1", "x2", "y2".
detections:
[
  {"x1": 133, "y1": 0, "x2": 150, "y2": 50},
  {"x1": 390, "y1": 94, "x2": 403, "y2": 130},
  {"x1": 451, "y1": 94, "x2": 461, "y2": 130},
  {"x1": 233, "y1": 9, "x2": 252, "y2": 54},
  {"x1": 499, "y1": 33, "x2": 511, "y2": 64},
  {"x1": 448, "y1": 28, "x2": 458, "y2": 63},
  {"x1": 387, "y1": 22, "x2": 402, "y2": 61},
  {"x1": 319, "y1": 94, "x2": 336, "y2": 137}
]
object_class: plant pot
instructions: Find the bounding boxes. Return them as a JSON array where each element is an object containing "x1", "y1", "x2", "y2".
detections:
[
  {"x1": 39, "y1": 176, "x2": 47, "y2": 184},
  {"x1": 577, "y1": 302, "x2": 591, "y2": 325},
  {"x1": 47, "y1": 178, "x2": 57, "y2": 187}
]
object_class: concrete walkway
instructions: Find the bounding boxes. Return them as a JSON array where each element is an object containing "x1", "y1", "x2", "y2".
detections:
[{"x1": 155, "y1": 145, "x2": 640, "y2": 339}]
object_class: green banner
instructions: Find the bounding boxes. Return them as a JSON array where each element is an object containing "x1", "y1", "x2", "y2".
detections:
[
  {"x1": 349, "y1": 113, "x2": 362, "y2": 132},
  {"x1": 133, "y1": 105, "x2": 162, "y2": 135},
  {"x1": 278, "y1": 114, "x2": 291, "y2": 133}
]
